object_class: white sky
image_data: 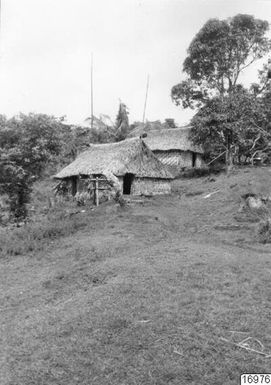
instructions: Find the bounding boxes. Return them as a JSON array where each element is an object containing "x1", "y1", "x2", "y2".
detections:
[{"x1": 0, "y1": 0, "x2": 271, "y2": 126}]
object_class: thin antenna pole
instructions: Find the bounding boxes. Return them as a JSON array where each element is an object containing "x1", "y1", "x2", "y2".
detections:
[
  {"x1": 0, "y1": 0, "x2": 2, "y2": 56},
  {"x1": 91, "y1": 52, "x2": 94, "y2": 129},
  {"x1": 142, "y1": 74, "x2": 150, "y2": 123}
]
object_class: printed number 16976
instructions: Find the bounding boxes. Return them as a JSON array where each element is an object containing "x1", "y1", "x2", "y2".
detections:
[{"x1": 241, "y1": 374, "x2": 271, "y2": 384}]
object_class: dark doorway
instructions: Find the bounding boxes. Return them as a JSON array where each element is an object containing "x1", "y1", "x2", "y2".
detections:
[
  {"x1": 192, "y1": 152, "x2": 197, "y2": 168},
  {"x1": 123, "y1": 173, "x2": 134, "y2": 194},
  {"x1": 71, "y1": 176, "x2": 78, "y2": 196}
]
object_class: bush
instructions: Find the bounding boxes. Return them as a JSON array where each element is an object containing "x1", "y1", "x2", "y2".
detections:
[
  {"x1": 177, "y1": 167, "x2": 211, "y2": 179},
  {"x1": 114, "y1": 190, "x2": 126, "y2": 207},
  {"x1": 0, "y1": 203, "x2": 91, "y2": 257},
  {"x1": 257, "y1": 218, "x2": 271, "y2": 244}
]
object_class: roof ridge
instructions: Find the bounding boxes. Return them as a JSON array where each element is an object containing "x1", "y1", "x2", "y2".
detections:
[{"x1": 54, "y1": 137, "x2": 173, "y2": 179}]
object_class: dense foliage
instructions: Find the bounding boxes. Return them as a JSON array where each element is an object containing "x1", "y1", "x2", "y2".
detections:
[
  {"x1": 0, "y1": 113, "x2": 72, "y2": 221},
  {"x1": 172, "y1": 14, "x2": 271, "y2": 108},
  {"x1": 0, "y1": 104, "x2": 133, "y2": 221},
  {"x1": 171, "y1": 14, "x2": 271, "y2": 167},
  {"x1": 71, "y1": 103, "x2": 132, "y2": 152},
  {"x1": 190, "y1": 88, "x2": 271, "y2": 165}
]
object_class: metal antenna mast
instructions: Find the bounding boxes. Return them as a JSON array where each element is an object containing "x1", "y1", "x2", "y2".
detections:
[
  {"x1": 91, "y1": 52, "x2": 94, "y2": 129},
  {"x1": 142, "y1": 74, "x2": 150, "y2": 123}
]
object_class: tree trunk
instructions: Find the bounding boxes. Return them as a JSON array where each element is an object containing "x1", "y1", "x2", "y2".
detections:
[
  {"x1": 225, "y1": 129, "x2": 233, "y2": 174},
  {"x1": 228, "y1": 145, "x2": 234, "y2": 170}
]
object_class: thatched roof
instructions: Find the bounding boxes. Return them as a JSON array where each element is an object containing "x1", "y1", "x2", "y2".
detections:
[
  {"x1": 128, "y1": 125, "x2": 203, "y2": 154},
  {"x1": 130, "y1": 121, "x2": 165, "y2": 133},
  {"x1": 54, "y1": 138, "x2": 173, "y2": 179}
]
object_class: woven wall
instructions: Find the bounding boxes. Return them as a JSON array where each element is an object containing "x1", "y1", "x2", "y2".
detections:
[
  {"x1": 131, "y1": 178, "x2": 171, "y2": 195},
  {"x1": 154, "y1": 150, "x2": 205, "y2": 169},
  {"x1": 153, "y1": 150, "x2": 192, "y2": 167},
  {"x1": 195, "y1": 154, "x2": 205, "y2": 168},
  {"x1": 65, "y1": 175, "x2": 171, "y2": 199}
]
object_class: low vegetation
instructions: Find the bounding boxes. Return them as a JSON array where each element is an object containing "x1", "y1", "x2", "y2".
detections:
[
  {"x1": 0, "y1": 201, "x2": 91, "y2": 257},
  {"x1": 1, "y1": 167, "x2": 271, "y2": 385},
  {"x1": 257, "y1": 218, "x2": 271, "y2": 244}
]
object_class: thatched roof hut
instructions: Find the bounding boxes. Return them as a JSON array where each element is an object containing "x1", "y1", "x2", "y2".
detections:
[
  {"x1": 128, "y1": 125, "x2": 203, "y2": 154},
  {"x1": 55, "y1": 137, "x2": 172, "y2": 179},
  {"x1": 128, "y1": 126, "x2": 205, "y2": 171},
  {"x1": 55, "y1": 138, "x2": 173, "y2": 196}
]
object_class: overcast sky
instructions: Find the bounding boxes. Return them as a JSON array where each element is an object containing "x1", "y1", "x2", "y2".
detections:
[{"x1": 0, "y1": 0, "x2": 271, "y2": 126}]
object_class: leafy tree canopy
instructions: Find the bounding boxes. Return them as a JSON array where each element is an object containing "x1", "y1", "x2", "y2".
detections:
[
  {"x1": 171, "y1": 14, "x2": 271, "y2": 168},
  {"x1": 0, "y1": 113, "x2": 71, "y2": 220},
  {"x1": 74, "y1": 103, "x2": 132, "y2": 149},
  {"x1": 0, "y1": 113, "x2": 70, "y2": 176},
  {"x1": 190, "y1": 87, "x2": 271, "y2": 164},
  {"x1": 171, "y1": 14, "x2": 271, "y2": 108}
]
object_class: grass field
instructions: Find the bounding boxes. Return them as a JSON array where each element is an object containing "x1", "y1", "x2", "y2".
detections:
[{"x1": 1, "y1": 167, "x2": 271, "y2": 385}]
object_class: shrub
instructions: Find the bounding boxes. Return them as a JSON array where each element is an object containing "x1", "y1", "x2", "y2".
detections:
[
  {"x1": 114, "y1": 190, "x2": 126, "y2": 207},
  {"x1": 0, "y1": 204, "x2": 91, "y2": 257},
  {"x1": 177, "y1": 167, "x2": 211, "y2": 179},
  {"x1": 257, "y1": 218, "x2": 271, "y2": 244},
  {"x1": 74, "y1": 192, "x2": 90, "y2": 206}
]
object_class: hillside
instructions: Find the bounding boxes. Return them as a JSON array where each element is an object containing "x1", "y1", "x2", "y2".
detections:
[{"x1": 1, "y1": 166, "x2": 271, "y2": 385}]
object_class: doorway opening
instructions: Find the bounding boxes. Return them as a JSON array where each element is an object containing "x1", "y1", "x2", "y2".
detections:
[
  {"x1": 123, "y1": 173, "x2": 134, "y2": 194},
  {"x1": 71, "y1": 176, "x2": 78, "y2": 196},
  {"x1": 192, "y1": 152, "x2": 197, "y2": 168}
]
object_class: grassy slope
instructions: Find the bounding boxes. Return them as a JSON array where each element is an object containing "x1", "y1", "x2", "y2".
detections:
[{"x1": 1, "y1": 167, "x2": 271, "y2": 385}]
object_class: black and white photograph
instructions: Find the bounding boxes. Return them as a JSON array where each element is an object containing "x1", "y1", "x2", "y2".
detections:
[{"x1": 1, "y1": 1, "x2": 271, "y2": 384}]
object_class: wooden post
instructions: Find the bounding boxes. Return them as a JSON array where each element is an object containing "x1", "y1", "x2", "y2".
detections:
[
  {"x1": 0, "y1": 0, "x2": 2, "y2": 54},
  {"x1": 225, "y1": 129, "x2": 233, "y2": 175},
  {"x1": 89, "y1": 176, "x2": 110, "y2": 206},
  {"x1": 95, "y1": 177, "x2": 99, "y2": 206},
  {"x1": 142, "y1": 74, "x2": 150, "y2": 123},
  {"x1": 225, "y1": 145, "x2": 229, "y2": 173},
  {"x1": 91, "y1": 53, "x2": 94, "y2": 129}
]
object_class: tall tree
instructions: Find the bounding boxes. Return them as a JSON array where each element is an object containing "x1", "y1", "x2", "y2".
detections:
[
  {"x1": 171, "y1": 14, "x2": 271, "y2": 169},
  {"x1": 172, "y1": 14, "x2": 271, "y2": 109}
]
